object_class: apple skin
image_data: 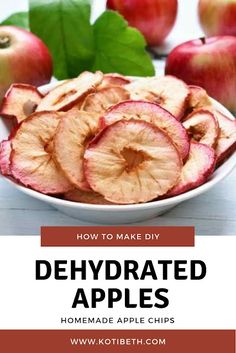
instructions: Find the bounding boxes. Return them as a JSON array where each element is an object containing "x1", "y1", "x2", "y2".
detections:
[
  {"x1": 106, "y1": 0, "x2": 178, "y2": 46},
  {"x1": 165, "y1": 36, "x2": 236, "y2": 112},
  {"x1": 0, "y1": 26, "x2": 52, "y2": 100},
  {"x1": 198, "y1": 0, "x2": 236, "y2": 37}
]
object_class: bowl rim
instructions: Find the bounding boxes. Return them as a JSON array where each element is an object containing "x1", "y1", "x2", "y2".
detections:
[{"x1": 1, "y1": 79, "x2": 236, "y2": 212}]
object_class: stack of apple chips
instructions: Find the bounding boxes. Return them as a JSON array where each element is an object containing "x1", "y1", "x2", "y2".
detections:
[{"x1": 0, "y1": 71, "x2": 235, "y2": 204}]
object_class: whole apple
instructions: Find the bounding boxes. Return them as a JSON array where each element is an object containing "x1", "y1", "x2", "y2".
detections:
[
  {"x1": 198, "y1": 0, "x2": 236, "y2": 36},
  {"x1": 0, "y1": 26, "x2": 52, "y2": 100},
  {"x1": 165, "y1": 36, "x2": 236, "y2": 112},
  {"x1": 106, "y1": 0, "x2": 178, "y2": 46}
]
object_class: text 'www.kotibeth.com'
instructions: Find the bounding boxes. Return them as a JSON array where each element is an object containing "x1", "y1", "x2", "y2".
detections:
[{"x1": 70, "y1": 337, "x2": 166, "y2": 346}]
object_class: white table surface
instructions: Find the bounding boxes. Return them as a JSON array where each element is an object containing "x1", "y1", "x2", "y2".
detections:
[{"x1": 0, "y1": 1, "x2": 235, "y2": 235}]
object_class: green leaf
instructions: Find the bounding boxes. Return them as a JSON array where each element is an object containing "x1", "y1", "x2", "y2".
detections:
[
  {"x1": 29, "y1": 0, "x2": 94, "y2": 80},
  {"x1": 92, "y1": 11, "x2": 155, "y2": 77},
  {"x1": 1, "y1": 12, "x2": 29, "y2": 30}
]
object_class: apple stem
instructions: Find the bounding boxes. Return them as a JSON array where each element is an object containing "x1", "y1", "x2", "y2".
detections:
[
  {"x1": 0, "y1": 36, "x2": 10, "y2": 49},
  {"x1": 200, "y1": 37, "x2": 206, "y2": 45}
]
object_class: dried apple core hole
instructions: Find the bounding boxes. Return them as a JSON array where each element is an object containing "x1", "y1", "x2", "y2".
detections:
[
  {"x1": 53, "y1": 89, "x2": 77, "y2": 105},
  {"x1": 23, "y1": 100, "x2": 38, "y2": 116},
  {"x1": 146, "y1": 91, "x2": 164, "y2": 105},
  {"x1": 188, "y1": 124, "x2": 206, "y2": 142},
  {"x1": 84, "y1": 133, "x2": 95, "y2": 149},
  {"x1": 44, "y1": 140, "x2": 54, "y2": 154},
  {"x1": 121, "y1": 147, "x2": 149, "y2": 171}
]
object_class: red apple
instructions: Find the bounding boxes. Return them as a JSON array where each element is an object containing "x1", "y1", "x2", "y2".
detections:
[
  {"x1": 106, "y1": 0, "x2": 178, "y2": 46},
  {"x1": 198, "y1": 0, "x2": 236, "y2": 37},
  {"x1": 165, "y1": 36, "x2": 236, "y2": 112},
  {"x1": 0, "y1": 26, "x2": 52, "y2": 100}
]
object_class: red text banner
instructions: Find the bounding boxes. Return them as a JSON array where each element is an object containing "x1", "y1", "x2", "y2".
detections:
[
  {"x1": 0, "y1": 330, "x2": 234, "y2": 353},
  {"x1": 41, "y1": 226, "x2": 195, "y2": 247}
]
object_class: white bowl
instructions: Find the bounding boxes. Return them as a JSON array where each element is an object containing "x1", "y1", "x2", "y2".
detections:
[{"x1": 0, "y1": 81, "x2": 236, "y2": 224}]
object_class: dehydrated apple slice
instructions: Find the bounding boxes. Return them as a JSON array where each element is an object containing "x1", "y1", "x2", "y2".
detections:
[
  {"x1": 64, "y1": 189, "x2": 114, "y2": 205},
  {"x1": 54, "y1": 110, "x2": 100, "y2": 190},
  {"x1": 187, "y1": 85, "x2": 212, "y2": 112},
  {"x1": 0, "y1": 84, "x2": 43, "y2": 123},
  {"x1": 167, "y1": 142, "x2": 216, "y2": 197},
  {"x1": 213, "y1": 110, "x2": 236, "y2": 165},
  {"x1": 84, "y1": 119, "x2": 182, "y2": 204},
  {"x1": 0, "y1": 139, "x2": 12, "y2": 176},
  {"x1": 102, "y1": 100, "x2": 189, "y2": 160},
  {"x1": 81, "y1": 86, "x2": 130, "y2": 114},
  {"x1": 100, "y1": 73, "x2": 131, "y2": 88},
  {"x1": 11, "y1": 111, "x2": 72, "y2": 194},
  {"x1": 36, "y1": 71, "x2": 103, "y2": 112},
  {"x1": 126, "y1": 75, "x2": 189, "y2": 120},
  {"x1": 183, "y1": 109, "x2": 219, "y2": 148}
]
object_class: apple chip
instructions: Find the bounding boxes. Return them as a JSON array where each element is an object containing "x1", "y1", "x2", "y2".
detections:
[
  {"x1": 183, "y1": 109, "x2": 219, "y2": 148},
  {"x1": 168, "y1": 142, "x2": 216, "y2": 197},
  {"x1": 64, "y1": 189, "x2": 114, "y2": 205},
  {"x1": 102, "y1": 100, "x2": 190, "y2": 160},
  {"x1": 100, "y1": 73, "x2": 131, "y2": 88},
  {"x1": 36, "y1": 71, "x2": 103, "y2": 112},
  {"x1": 0, "y1": 84, "x2": 43, "y2": 123},
  {"x1": 187, "y1": 85, "x2": 212, "y2": 112},
  {"x1": 126, "y1": 75, "x2": 189, "y2": 120},
  {"x1": 11, "y1": 111, "x2": 72, "y2": 194},
  {"x1": 213, "y1": 110, "x2": 236, "y2": 165},
  {"x1": 84, "y1": 119, "x2": 182, "y2": 204},
  {"x1": 0, "y1": 139, "x2": 12, "y2": 176},
  {"x1": 81, "y1": 86, "x2": 130, "y2": 114},
  {"x1": 54, "y1": 110, "x2": 100, "y2": 190}
]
